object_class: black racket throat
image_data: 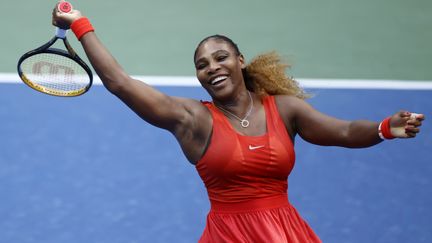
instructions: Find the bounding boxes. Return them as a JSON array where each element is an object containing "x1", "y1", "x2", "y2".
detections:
[{"x1": 20, "y1": 34, "x2": 77, "y2": 61}]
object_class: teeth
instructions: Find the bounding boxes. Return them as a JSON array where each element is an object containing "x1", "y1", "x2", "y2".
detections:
[{"x1": 211, "y1": 76, "x2": 228, "y2": 85}]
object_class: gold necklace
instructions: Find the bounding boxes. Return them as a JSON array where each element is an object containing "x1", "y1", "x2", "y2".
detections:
[{"x1": 216, "y1": 91, "x2": 253, "y2": 128}]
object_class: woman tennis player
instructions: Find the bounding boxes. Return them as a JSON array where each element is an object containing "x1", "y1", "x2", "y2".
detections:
[{"x1": 52, "y1": 2, "x2": 424, "y2": 242}]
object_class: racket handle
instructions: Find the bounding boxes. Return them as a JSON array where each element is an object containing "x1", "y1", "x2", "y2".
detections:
[
  {"x1": 58, "y1": 1, "x2": 73, "y2": 13},
  {"x1": 55, "y1": 2, "x2": 73, "y2": 38}
]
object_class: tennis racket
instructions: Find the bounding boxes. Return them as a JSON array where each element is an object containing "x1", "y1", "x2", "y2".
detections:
[{"x1": 17, "y1": 1, "x2": 93, "y2": 97}]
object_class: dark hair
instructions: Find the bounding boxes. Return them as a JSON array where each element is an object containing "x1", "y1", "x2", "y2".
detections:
[{"x1": 193, "y1": 34, "x2": 241, "y2": 62}]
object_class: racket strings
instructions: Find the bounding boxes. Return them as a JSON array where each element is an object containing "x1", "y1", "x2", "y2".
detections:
[{"x1": 20, "y1": 53, "x2": 90, "y2": 93}]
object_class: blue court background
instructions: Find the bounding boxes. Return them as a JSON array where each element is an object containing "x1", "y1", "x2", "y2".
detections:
[{"x1": 0, "y1": 84, "x2": 430, "y2": 243}]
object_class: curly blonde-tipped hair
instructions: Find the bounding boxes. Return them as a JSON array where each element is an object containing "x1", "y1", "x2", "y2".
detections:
[
  {"x1": 244, "y1": 51, "x2": 308, "y2": 99},
  {"x1": 194, "y1": 35, "x2": 308, "y2": 99}
]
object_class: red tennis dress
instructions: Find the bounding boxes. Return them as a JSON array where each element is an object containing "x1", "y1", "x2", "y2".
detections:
[{"x1": 196, "y1": 96, "x2": 321, "y2": 243}]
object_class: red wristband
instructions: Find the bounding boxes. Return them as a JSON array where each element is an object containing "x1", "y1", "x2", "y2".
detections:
[
  {"x1": 378, "y1": 117, "x2": 395, "y2": 140},
  {"x1": 70, "y1": 17, "x2": 94, "y2": 40}
]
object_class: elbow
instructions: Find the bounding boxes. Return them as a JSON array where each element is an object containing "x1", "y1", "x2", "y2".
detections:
[
  {"x1": 105, "y1": 81, "x2": 123, "y2": 94},
  {"x1": 101, "y1": 72, "x2": 131, "y2": 94},
  {"x1": 340, "y1": 126, "x2": 363, "y2": 148}
]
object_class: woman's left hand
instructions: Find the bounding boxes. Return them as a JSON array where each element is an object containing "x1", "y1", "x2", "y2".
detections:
[
  {"x1": 390, "y1": 111, "x2": 425, "y2": 138},
  {"x1": 52, "y1": 1, "x2": 83, "y2": 30}
]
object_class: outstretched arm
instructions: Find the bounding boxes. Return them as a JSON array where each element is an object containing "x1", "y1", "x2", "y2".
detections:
[
  {"x1": 277, "y1": 96, "x2": 425, "y2": 148},
  {"x1": 51, "y1": 2, "x2": 212, "y2": 163},
  {"x1": 79, "y1": 32, "x2": 187, "y2": 130},
  {"x1": 51, "y1": 3, "x2": 199, "y2": 131}
]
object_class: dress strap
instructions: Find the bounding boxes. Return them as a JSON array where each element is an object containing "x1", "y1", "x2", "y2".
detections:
[{"x1": 263, "y1": 96, "x2": 293, "y2": 145}]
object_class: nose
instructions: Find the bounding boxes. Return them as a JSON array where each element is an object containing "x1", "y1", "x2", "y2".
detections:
[{"x1": 207, "y1": 61, "x2": 221, "y2": 75}]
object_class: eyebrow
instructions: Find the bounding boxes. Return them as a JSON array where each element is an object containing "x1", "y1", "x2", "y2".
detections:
[{"x1": 195, "y1": 50, "x2": 230, "y2": 64}]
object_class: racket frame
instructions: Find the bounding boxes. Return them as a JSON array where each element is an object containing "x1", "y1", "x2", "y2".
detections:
[{"x1": 17, "y1": 28, "x2": 93, "y2": 97}]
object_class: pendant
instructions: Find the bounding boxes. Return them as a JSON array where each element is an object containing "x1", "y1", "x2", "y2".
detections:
[{"x1": 241, "y1": 119, "x2": 250, "y2": 128}]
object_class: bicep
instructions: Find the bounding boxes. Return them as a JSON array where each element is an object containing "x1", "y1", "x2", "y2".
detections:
[
  {"x1": 112, "y1": 78, "x2": 212, "y2": 162},
  {"x1": 112, "y1": 78, "x2": 193, "y2": 131}
]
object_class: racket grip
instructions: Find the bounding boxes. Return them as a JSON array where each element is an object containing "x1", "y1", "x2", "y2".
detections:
[
  {"x1": 58, "y1": 1, "x2": 73, "y2": 13},
  {"x1": 54, "y1": 2, "x2": 74, "y2": 38}
]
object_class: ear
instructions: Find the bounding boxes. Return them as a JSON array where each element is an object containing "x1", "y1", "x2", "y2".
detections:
[{"x1": 239, "y1": 54, "x2": 246, "y2": 69}]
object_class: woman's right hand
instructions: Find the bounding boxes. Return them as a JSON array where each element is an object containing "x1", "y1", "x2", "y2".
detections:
[{"x1": 52, "y1": 1, "x2": 83, "y2": 29}]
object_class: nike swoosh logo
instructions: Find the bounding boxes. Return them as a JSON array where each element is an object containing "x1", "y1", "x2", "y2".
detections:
[{"x1": 249, "y1": 145, "x2": 265, "y2": 150}]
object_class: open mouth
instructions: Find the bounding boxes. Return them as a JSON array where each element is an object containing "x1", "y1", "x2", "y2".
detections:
[{"x1": 209, "y1": 75, "x2": 228, "y2": 85}]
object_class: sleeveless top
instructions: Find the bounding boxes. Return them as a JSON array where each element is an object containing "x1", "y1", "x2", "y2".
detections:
[{"x1": 195, "y1": 96, "x2": 321, "y2": 243}]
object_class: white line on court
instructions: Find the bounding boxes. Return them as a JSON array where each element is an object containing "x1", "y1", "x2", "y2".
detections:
[{"x1": 3, "y1": 73, "x2": 432, "y2": 90}]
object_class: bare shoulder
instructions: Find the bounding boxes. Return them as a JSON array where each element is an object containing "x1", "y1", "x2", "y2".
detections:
[
  {"x1": 167, "y1": 97, "x2": 212, "y2": 134},
  {"x1": 273, "y1": 95, "x2": 311, "y2": 138},
  {"x1": 273, "y1": 95, "x2": 311, "y2": 117},
  {"x1": 171, "y1": 96, "x2": 212, "y2": 118}
]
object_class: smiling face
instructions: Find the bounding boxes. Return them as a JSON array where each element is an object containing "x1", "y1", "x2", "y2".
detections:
[{"x1": 194, "y1": 37, "x2": 246, "y2": 101}]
